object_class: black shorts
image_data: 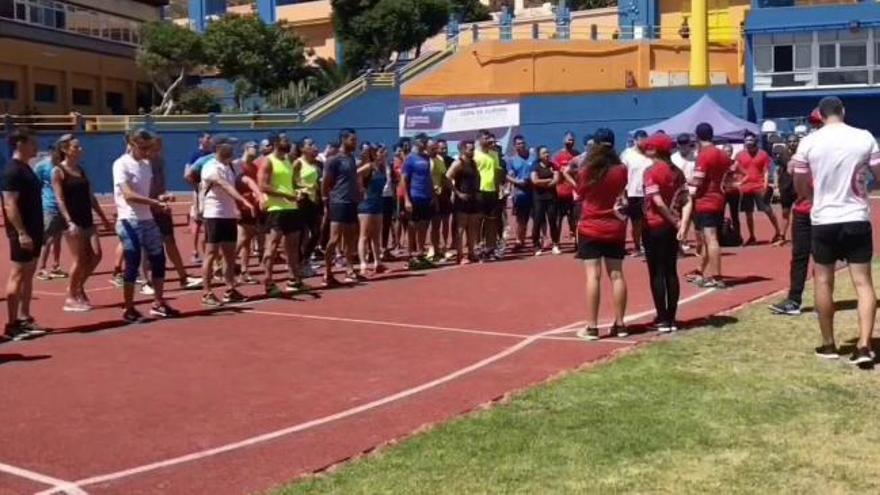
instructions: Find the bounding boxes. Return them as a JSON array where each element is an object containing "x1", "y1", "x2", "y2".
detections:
[
  {"x1": 740, "y1": 192, "x2": 772, "y2": 214},
  {"x1": 811, "y1": 221, "x2": 873, "y2": 265},
  {"x1": 153, "y1": 211, "x2": 175, "y2": 237},
  {"x1": 329, "y1": 202, "x2": 358, "y2": 224},
  {"x1": 513, "y1": 200, "x2": 532, "y2": 220},
  {"x1": 779, "y1": 187, "x2": 796, "y2": 210},
  {"x1": 576, "y1": 237, "x2": 626, "y2": 260},
  {"x1": 479, "y1": 191, "x2": 500, "y2": 218},
  {"x1": 454, "y1": 198, "x2": 480, "y2": 215},
  {"x1": 436, "y1": 195, "x2": 453, "y2": 216},
  {"x1": 626, "y1": 197, "x2": 645, "y2": 221},
  {"x1": 8, "y1": 233, "x2": 43, "y2": 263},
  {"x1": 267, "y1": 210, "x2": 303, "y2": 234},
  {"x1": 410, "y1": 200, "x2": 433, "y2": 223},
  {"x1": 204, "y1": 218, "x2": 238, "y2": 244},
  {"x1": 694, "y1": 212, "x2": 724, "y2": 230}
]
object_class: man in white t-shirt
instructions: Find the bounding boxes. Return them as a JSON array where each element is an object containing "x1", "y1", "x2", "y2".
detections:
[
  {"x1": 621, "y1": 130, "x2": 653, "y2": 256},
  {"x1": 113, "y1": 129, "x2": 180, "y2": 323},
  {"x1": 671, "y1": 133, "x2": 697, "y2": 182},
  {"x1": 792, "y1": 96, "x2": 880, "y2": 367},
  {"x1": 199, "y1": 136, "x2": 256, "y2": 307}
]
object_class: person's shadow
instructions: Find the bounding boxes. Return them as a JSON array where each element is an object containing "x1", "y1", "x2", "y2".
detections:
[{"x1": 0, "y1": 353, "x2": 52, "y2": 367}]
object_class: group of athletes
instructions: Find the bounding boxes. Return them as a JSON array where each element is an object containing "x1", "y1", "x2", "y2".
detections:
[{"x1": 2, "y1": 96, "x2": 879, "y2": 367}]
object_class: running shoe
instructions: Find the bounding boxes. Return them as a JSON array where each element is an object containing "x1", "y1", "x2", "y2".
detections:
[
  {"x1": 769, "y1": 299, "x2": 801, "y2": 316},
  {"x1": 534, "y1": 249, "x2": 544, "y2": 257},
  {"x1": 182, "y1": 277, "x2": 203, "y2": 290},
  {"x1": 202, "y1": 293, "x2": 223, "y2": 307},
  {"x1": 49, "y1": 267, "x2": 69, "y2": 279},
  {"x1": 300, "y1": 264, "x2": 317, "y2": 278},
  {"x1": 668, "y1": 322, "x2": 680, "y2": 332},
  {"x1": 654, "y1": 320, "x2": 672, "y2": 333},
  {"x1": 286, "y1": 280, "x2": 310, "y2": 292},
  {"x1": 3, "y1": 321, "x2": 33, "y2": 341},
  {"x1": 110, "y1": 273, "x2": 124, "y2": 287},
  {"x1": 849, "y1": 347, "x2": 875, "y2": 367},
  {"x1": 19, "y1": 319, "x2": 48, "y2": 338},
  {"x1": 223, "y1": 289, "x2": 247, "y2": 304},
  {"x1": 136, "y1": 276, "x2": 147, "y2": 285},
  {"x1": 239, "y1": 273, "x2": 259, "y2": 285},
  {"x1": 150, "y1": 303, "x2": 181, "y2": 318},
  {"x1": 610, "y1": 324, "x2": 629, "y2": 338},
  {"x1": 552, "y1": 245, "x2": 562, "y2": 255},
  {"x1": 577, "y1": 326, "x2": 600, "y2": 341},
  {"x1": 139, "y1": 283, "x2": 155, "y2": 296},
  {"x1": 36, "y1": 270, "x2": 52, "y2": 281},
  {"x1": 63, "y1": 299, "x2": 91, "y2": 313},
  {"x1": 743, "y1": 237, "x2": 757, "y2": 247},
  {"x1": 684, "y1": 270, "x2": 702, "y2": 282},
  {"x1": 814, "y1": 343, "x2": 839, "y2": 360}
]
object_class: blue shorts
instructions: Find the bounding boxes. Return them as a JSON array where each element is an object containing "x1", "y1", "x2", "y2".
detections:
[
  {"x1": 358, "y1": 198, "x2": 383, "y2": 215},
  {"x1": 116, "y1": 218, "x2": 166, "y2": 283}
]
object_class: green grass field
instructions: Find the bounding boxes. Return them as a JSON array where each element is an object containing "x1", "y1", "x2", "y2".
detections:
[{"x1": 278, "y1": 265, "x2": 880, "y2": 495}]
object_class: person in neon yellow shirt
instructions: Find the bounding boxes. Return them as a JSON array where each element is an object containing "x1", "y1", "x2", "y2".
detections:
[
  {"x1": 257, "y1": 137, "x2": 306, "y2": 297},
  {"x1": 428, "y1": 138, "x2": 451, "y2": 260},
  {"x1": 294, "y1": 137, "x2": 323, "y2": 279},
  {"x1": 474, "y1": 130, "x2": 504, "y2": 260}
]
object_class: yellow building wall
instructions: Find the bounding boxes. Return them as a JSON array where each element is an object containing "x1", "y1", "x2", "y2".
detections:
[
  {"x1": 0, "y1": 38, "x2": 140, "y2": 114},
  {"x1": 229, "y1": 0, "x2": 337, "y2": 60},
  {"x1": 659, "y1": 0, "x2": 751, "y2": 43},
  {"x1": 402, "y1": 39, "x2": 742, "y2": 97}
]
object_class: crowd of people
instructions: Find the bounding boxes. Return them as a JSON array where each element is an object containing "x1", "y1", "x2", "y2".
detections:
[{"x1": 2, "y1": 96, "x2": 878, "y2": 368}]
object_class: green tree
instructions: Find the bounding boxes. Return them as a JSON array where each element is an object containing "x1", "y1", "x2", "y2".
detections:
[
  {"x1": 570, "y1": 0, "x2": 617, "y2": 11},
  {"x1": 178, "y1": 87, "x2": 222, "y2": 113},
  {"x1": 449, "y1": 0, "x2": 491, "y2": 22},
  {"x1": 137, "y1": 21, "x2": 205, "y2": 115},
  {"x1": 203, "y1": 14, "x2": 311, "y2": 99},
  {"x1": 308, "y1": 57, "x2": 353, "y2": 97},
  {"x1": 332, "y1": 0, "x2": 449, "y2": 70}
]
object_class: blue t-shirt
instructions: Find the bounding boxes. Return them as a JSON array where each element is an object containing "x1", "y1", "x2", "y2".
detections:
[
  {"x1": 188, "y1": 149, "x2": 211, "y2": 167},
  {"x1": 190, "y1": 153, "x2": 215, "y2": 179},
  {"x1": 508, "y1": 151, "x2": 536, "y2": 205},
  {"x1": 403, "y1": 153, "x2": 433, "y2": 202},
  {"x1": 359, "y1": 167, "x2": 387, "y2": 214},
  {"x1": 325, "y1": 153, "x2": 359, "y2": 204},
  {"x1": 34, "y1": 158, "x2": 59, "y2": 215}
]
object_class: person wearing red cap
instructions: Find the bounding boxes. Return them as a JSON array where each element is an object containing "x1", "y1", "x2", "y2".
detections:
[
  {"x1": 574, "y1": 128, "x2": 629, "y2": 341},
  {"x1": 679, "y1": 122, "x2": 731, "y2": 289},
  {"x1": 735, "y1": 131, "x2": 783, "y2": 245},
  {"x1": 642, "y1": 133, "x2": 687, "y2": 332}
]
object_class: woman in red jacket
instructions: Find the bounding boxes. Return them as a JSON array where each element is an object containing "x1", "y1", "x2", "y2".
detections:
[{"x1": 574, "y1": 128, "x2": 629, "y2": 341}]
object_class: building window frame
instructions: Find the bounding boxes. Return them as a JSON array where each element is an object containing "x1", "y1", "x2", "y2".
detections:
[
  {"x1": 2, "y1": 0, "x2": 143, "y2": 47},
  {"x1": 71, "y1": 87, "x2": 92, "y2": 106},
  {"x1": 753, "y1": 27, "x2": 877, "y2": 90},
  {"x1": 0, "y1": 79, "x2": 17, "y2": 100},
  {"x1": 34, "y1": 83, "x2": 57, "y2": 103}
]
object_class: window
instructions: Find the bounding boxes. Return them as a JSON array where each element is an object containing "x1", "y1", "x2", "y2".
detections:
[
  {"x1": 0, "y1": 0, "x2": 14, "y2": 18},
  {"x1": 753, "y1": 32, "x2": 812, "y2": 88},
  {"x1": 105, "y1": 91, "x2": 124, "y2": 113},
  {"x1": 0, "y1": 80, "x2": 16, "y2": 100},
  {"x1": 34, "y1": 83, "x2": 56, "y2": 103},
  {"x1": 72, "y1": 88, "x2": 92, "y2": 106},
  {"x1": 4, "y1": 0, "x2": 144, "y2": 46}
]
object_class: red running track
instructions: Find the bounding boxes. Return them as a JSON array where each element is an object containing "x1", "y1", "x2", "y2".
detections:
[{"x1": 0, "y1": 206, "x2": 869, "y2": 494}]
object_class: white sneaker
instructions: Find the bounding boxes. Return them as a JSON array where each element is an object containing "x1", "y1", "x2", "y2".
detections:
[
  {"x1": 140, "y1": 283, "x2": 155, "y2": 296},
  {"x1": 534, "y1": 249, "x2": 544, "y2": 257},
  {"x1": 551, "y1": 245, "x2": 562, "y2": 255},
  {"x1": 183, "y1": 277, "x2": 203, "y2": 290}
]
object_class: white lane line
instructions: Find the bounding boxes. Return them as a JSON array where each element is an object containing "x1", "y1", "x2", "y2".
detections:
[
  {"x1": 0, "y1": 462, "x2": 87, "y2": 495},
  {"x1": 35, "y1": 288, "x2": 714, "y2": 492}
]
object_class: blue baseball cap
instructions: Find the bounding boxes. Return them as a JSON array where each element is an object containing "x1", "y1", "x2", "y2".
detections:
[{"x1": 593, "y1": 128, "x2": 615, "y2": 147}]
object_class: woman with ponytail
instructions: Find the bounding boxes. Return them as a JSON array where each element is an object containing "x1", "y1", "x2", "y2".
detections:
[
  {"x1": 51, "y1": 134, "x2": 112, "y2": 311},
  {"x1": 574, "y1": 128, "x2": 629, "y2": 341}
]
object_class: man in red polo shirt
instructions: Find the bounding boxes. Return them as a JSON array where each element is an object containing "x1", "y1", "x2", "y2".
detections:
[
  {"x1": 679, "y1": 123, "x2": 730, "y2": 289},
  {"x1": 553, "y1": 131, "x2": 579, "y2": 241},
  {"x1": 735, "y1": 130, "x2": 782, "y2": 245}
]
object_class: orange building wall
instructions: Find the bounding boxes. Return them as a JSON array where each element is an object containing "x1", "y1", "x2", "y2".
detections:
[{"x1": 403, "y1": 40, "x2": 742, "y2": 97}]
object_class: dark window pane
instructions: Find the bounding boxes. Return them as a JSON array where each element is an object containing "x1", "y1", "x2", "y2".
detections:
[
  {"x1": 818, "y1": 70, "x2": 869, "y2": 86},
  {"x1": 72, "y1": 88, "x2": 92, "y2": 106},
  {"x1": 0, "y1": 79, "x2": 17, "y2": 100},
  {"x1": 773, "y1": 45, "x2": 793, "y2": 72},
  {"x1": 34, "y1": 83, "x2": 57, "y2": 103}
]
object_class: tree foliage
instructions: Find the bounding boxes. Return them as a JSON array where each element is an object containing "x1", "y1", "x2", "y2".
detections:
[
  {"x1": 202, "y1": 14, "x2": 311, "y2": 97},
  {"x1": 178, "y1": 87, "x2": 222, "y2": 114},
  {"x1": 570, "y1": 0, "x2": 617, "y2": 11},
  {"x1": 137, "y1": 21, "x2": 205, "y2": 115},
  {"x1": 449, "y1": 0, "x2": 491, "y2": 23},
  {"x1": 332, "y1": 0, "x2": 450, "y2": 70}
]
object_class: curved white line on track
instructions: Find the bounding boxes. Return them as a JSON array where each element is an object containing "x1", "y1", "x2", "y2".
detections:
[
  {"x1": 0, "y1": 462, "x2": 87, "y2": 495},
  {"x1": 31, "y1": 288, "x2": 713, "y2": 493}
]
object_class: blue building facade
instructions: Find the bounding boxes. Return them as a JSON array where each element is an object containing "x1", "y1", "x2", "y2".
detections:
[{"x1": 745, "y1": 1, "x2": 880, "y2": 133}]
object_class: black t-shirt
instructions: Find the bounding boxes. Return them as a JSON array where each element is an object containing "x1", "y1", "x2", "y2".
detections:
[
  {"x1": 774, "y1": 148, "x2": 794, "y2": 193},
  {"x1": 2, "y1": 159, "x2": 44, "y2": 241},
  {"x1": 533, "y1": 164, "x2": 557, "y2": 201}
]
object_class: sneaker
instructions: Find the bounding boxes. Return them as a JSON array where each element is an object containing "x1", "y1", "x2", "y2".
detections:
[
  {"x1": 222, "y1": 289, "x2": 246, "y2": 304},
  {"x1": 239, "y1": 272, "x2": 259, "y2": 285},
  {"x1": 629, "y1": 249, "x2": 644, "y2": 258},
  {"x1": 743, "y1": 237, "x2": 757, "y2": 247},
  {"x1": 576, "y1": 326, "x2": 600, "y2": 341},
  {"x1": 202, "y1": 293, "x2": 223, "y2": 307},
  {"x1": 551, "y1": 245, "x2": 562, "y2": 255},
  {"x1": 4, "y1": 322, "x2": 33, "y2": 341},
  {"x1": 110, "y1": 274, "x2": 124, "y2": 287},
  {"x1": 122, "y1": 309, "x2": 146, "y2": 324},
  {"x1": 769, "y1": 299, "x2": 801, "y2": 316},
  {"x1": 63, "y1": 299, "x2": 91, "y2": 312},
  {"x1": 135, "y1": 276, "x2": 147, "y2": 285},
  {"x1": 814, "y1": 343, "x2": 839, "y2": 359},
  {"x1": 36, "y1": 270, "x2": 52, "y2": 281},
  {"x1": 191, "y1": 253, "x2": 202, "y2": 264},
  {"x1": 669, "y1": 322, "x2": 679, "y2": 332},
  {"x1": 300, "y1": 264, "x2": 317, "y2": 278},
  {"x1": 139, "y1": 283, "x2": 155, "y2": 296},
  {"x1": 19, "y1": 319, "x2": 48, "y2": 338},
  {"x1": 656, "y1": 321, "x2": 672, "y2": 333},
  {"x1": 610, "y1": 324, "x2": 629, "y2": 338},
  {"x1": 849, "y1": 347, "x2": 875, "y2": 367},
  {"x1": 534, "y1": 249, "x2": 544, "y2": 257},
  {"x1": 150, "y1": 303, "x2": 181, "y2": 318},
  {"x1": 49, "y1": 267, "x2": 69, "y2": 279},
  {"x1": 182, "y1": 277, "x2": 203, "y2": 290},
  {"x1": 285, "y1": 280, "x2": 309, "y2": 292}
]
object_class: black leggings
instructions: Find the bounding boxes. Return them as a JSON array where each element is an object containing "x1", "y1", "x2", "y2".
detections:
[
  {"x1": 532, "y1": 197, "x2": 560, "y2": 246},
  {"x1": 788, "y1": 211, "x2": 811, "y2": 304},
  {"x1": 557, "y1": 197, "x2": 576, "y2": 236},
  {"x1": 300, "y1": 201, "x2": 322, "y2": 260},
  {"x1": 644, "y1": 226, "x2": 680, "y2": 324},
  {"x1": 381, "y1": 196, "x2": 395, "y2": 250},
  {"x1": 725, "y1": 193, "x2": 741, "y2": 239}
]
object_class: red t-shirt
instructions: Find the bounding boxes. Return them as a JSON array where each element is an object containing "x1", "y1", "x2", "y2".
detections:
[
  {"x1": 793, "y1": 199, "x2": 812, "y2": 216},
  {"x1": 692, "y1": 146, "x2": 732, "y2": 215},
  {"x1": 644, "y1": 161, "x2": 686, "y2": 231},
  {"x1": 576, "y1": 164, "x2": 628, "y2": 243},
  {"x1": 735, "y1": 149, "x2": 771, "y2": 195},
  {"x1": 553, "y1": 148, "x2": 578, "y2": 200}
]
